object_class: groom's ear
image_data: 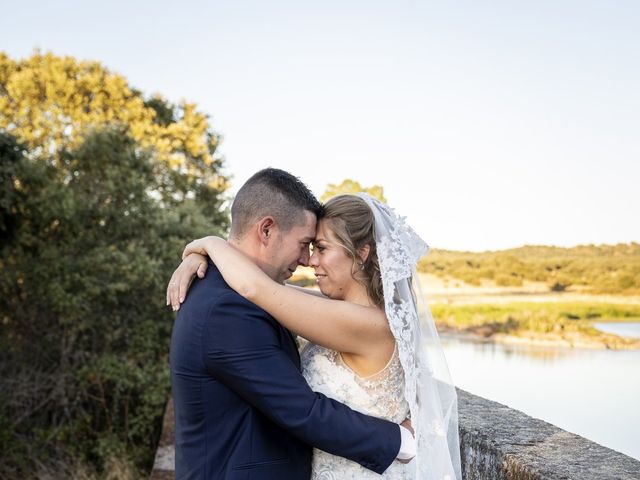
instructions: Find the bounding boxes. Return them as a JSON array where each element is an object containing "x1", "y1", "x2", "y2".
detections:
[{"x1": 257, "y1": 217, "x2": 276, "y2": 246}]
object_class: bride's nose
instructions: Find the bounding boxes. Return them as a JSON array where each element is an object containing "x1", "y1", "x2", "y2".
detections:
[{"x1": 309, "y1": 249, "x2": 319, "y2": 267}]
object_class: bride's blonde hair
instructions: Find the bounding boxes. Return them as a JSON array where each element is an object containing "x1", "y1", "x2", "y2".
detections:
[{"x1": 321, "y1": 195, "x2": 384, "y2": 309}]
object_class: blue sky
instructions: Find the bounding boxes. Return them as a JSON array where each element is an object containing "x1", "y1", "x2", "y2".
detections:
[{"x1": 2, "y1": 0, "x2": 639, "y2": 251}]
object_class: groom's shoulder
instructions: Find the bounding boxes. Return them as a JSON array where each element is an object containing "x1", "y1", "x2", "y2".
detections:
[
  {"x1": 197, "y1": 266, "x2": 273, "y2": 318},
  {"x1": 200, "y1": 286, "x2": 281, "y2": 344}
]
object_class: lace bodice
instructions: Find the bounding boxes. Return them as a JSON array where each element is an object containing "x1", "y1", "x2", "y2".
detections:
[{"x1": 301, "y1": 342, "x2": 413, "y2": 479}]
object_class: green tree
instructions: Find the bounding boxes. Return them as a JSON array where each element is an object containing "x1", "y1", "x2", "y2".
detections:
[
  {"x1": 0, "y1": 131, "x2": 24, "y2": 239},
  {"x1": 320, "y1": 178, "x2": 387, "y2": 203},
  {"x1": 0, "y1": 51, "x2": 228, "y2": 208},
  {"x1": 0, "y1": 127, "x2": 226, "y2": 478}
]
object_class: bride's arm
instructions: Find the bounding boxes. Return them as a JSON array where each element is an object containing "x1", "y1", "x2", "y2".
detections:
[
  {"x1": 182, "y1": 236, "x2": 391, "y2": 356},
  {"x1": 288, "y1": 284, "x2": 327, "y2": 298},
  {"x1": 166, "y1": 260, "x2": 324, "y2": 308}
]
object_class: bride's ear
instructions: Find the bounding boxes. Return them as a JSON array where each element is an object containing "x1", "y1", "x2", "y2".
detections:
[{"x1": 357, "y1": 244, "x2": 371, "y2": 264}]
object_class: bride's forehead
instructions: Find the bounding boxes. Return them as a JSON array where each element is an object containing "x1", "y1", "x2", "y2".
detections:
[
  {"x1": 314, "y1": 220, "x2": 338, "y2": 241},
  {"x1": 315, "y1": 220, "x2": 330, "y2": 235}
]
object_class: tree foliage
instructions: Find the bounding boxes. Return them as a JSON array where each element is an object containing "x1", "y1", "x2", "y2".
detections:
[
  {"x1": 0, "y1": 51, "x2": 229, "y2": 478},
  {"x1": 0, "y1": 51, "x2": 228, "y2": 194},
  {"x1": 320, "y1": 178, "x2": 387, "y2": 203}
]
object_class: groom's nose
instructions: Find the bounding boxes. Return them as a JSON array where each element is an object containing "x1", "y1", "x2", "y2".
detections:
[
  {"x1": 308, "y1": 249, "x2": 319, "y2": 268},
  {"x1": 298, "y1": 249, "x2": 310, "y2": 267}
]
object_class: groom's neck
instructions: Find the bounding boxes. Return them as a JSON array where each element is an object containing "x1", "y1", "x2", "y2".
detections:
[
  {"x1": 228, "y1": 237, "x2": 278, "y2": 282},
  {"x1": 228, "y1": 236, "x2": 254, "y2": 255}
]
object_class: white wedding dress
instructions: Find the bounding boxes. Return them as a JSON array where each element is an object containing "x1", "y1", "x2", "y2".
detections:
[
  {"x1": 295, "y1": 193, "x2": 461, "y2": 480},
  {"x1": 301, "y1": 341, "x2": 414, "y2": 479}
]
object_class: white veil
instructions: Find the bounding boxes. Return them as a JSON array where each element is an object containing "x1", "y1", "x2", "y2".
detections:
[{"x1": 356, "y1": 193, "x2": 462, "y2": 480}]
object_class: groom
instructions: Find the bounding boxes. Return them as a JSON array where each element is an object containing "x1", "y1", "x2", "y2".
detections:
[{"x1": 169, "y1": 168, "x2": 414, "y2": 479}]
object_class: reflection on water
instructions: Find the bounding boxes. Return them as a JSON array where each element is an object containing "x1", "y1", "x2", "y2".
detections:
[
  {"x1": 440, "y1": 336, "x2": 640, "y2": 460},
  {"x1": 594, "y1": 322, "x2": 640, "y2": 339}
]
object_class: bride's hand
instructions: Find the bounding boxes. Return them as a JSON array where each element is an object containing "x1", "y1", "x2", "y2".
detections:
[
  {"x1": 166, "y1": 253, "x2": 208, "y2": 310},
  {"x1": 401, "y1": 417, "x2": 414, "y2": 437},
  {"x1": 181, "y1": 236, "x2": 217, "y2": 260},
  {"x1": 398, "y1": 417, "x2": 415, "y2": 464}
]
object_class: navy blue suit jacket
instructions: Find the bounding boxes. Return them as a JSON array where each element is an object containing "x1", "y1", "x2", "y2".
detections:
[{"x1": 170, "y1": 264, "x2": 400, "y2": 479}]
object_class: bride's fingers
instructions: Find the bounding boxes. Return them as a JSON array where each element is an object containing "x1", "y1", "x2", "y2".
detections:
[
  {"x1": 167, "y1": 273, "x2": 178, "y2": 308},
  {"x1": 170, "y1": 270, "x2": 184, "y2": 310},
  {"x1": 179, "y1": 274, "x2": 192, "y2": 304},
  {"x1": 171, "y1": 285, "x2": 179, "y2": 310},
  {"x1": 196, "y1": 260, "x2": 208, "y2": 279},
  {"x1": 170, "y1": 283, "x2": 179, "y2": 310}
]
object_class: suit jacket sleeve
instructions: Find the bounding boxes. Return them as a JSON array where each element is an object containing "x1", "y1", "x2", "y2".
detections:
[{"x1": 202, "y1": 291, "x2": 401, "y2": 474}]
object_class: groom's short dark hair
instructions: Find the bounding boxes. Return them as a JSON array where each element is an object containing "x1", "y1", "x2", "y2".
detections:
[{"x1": 230, "y1": 168, "x2": 323, "y2": 240}]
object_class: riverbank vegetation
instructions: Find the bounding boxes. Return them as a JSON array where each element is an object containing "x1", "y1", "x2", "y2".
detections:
[{"x1": 430, "y1": 302, "x2": 640, "y2": 349}]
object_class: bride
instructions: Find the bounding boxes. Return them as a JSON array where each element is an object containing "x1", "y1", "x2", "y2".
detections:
[{"x1": 168, "y1": 193, "x2": 461, "y2": 480}]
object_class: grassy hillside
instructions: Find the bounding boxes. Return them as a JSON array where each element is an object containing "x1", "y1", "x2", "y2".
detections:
[{"x1": 419, "y1": 243, "x2": 640, "y2": 294}]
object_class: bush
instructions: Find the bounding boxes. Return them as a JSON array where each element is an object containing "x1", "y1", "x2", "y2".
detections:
[
  {"x1": 550, "y1": 281, "x2": 567, "y2": 292},
  {"x1": 0, "y1": 128, "x2": 228, "y2": 477}
]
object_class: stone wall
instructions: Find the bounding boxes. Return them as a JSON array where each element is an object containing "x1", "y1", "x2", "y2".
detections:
[
  {"x1": 150, "y1": 389, "x2": 640, "y2": 479},
  {"x1": 457, "y1": 389, "x2": 639, "y2": 479},
  {"x1": 149, "y1": 398, "x2": 175, "y2": 480}
]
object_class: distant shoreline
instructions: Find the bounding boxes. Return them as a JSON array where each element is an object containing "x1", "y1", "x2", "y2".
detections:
[
  {"x1": 438, "y1": 325, "x2": 640, "y2": 350},
  {"x1": 420, "y1": 273, "x2": 640, "y2": 350}
]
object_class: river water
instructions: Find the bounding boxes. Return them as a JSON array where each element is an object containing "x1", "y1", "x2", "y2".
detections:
[{"x1": 441, "y1": 323, "x2": 640, "y2": 460}]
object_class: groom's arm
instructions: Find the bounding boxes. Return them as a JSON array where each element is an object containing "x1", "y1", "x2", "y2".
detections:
[{"x1": 203, "y1": 292, "x2": 404, "y2": 475}]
